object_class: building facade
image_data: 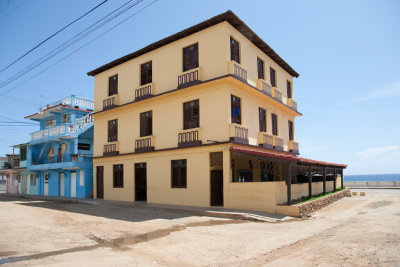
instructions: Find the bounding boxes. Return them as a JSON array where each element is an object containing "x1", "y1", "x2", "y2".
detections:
[
  {"x1": 11, "y1": 143, "x2": 36, "y2": 195},
  {"x1": 88, "y1": 11, "x2": 346, "y2": 215},
  {"x1": 26, "y1": 95, "x2": 94, "y2": 198},
  {"x1": 0, "y1": 154, "x2": 20, "y2": 194}
]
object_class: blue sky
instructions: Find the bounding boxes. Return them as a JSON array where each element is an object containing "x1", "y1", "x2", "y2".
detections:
[{"x1": 0, "y1": 0, "x2": 399, "y2": 174}]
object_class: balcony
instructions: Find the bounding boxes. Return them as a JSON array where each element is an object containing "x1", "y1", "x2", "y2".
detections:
[
  {"x1": 273, "y1": 136, "x2": 284, "y2": 151},
  {"x1": 135, "y1": 136, "x2": 155, "y2": 153},
  {"x1": 178, "y1": 128, "x2": 202, "y2": 148},
  {"x1": 104, "y1": 141, "x2": 119, "y2": 156},
  {"x1": 43, "y1": 95, "x2": 94, "y2": 111},
  {"x1": 135, "y1": 83, "x2": 153, "y2": 101},
  {"x1": 177, "y1": 67, "x2": 202, "y2": 89},
  {"x1": 289, "y1": 140, "x2": 299, "y2": 154},
  {"x1": 287, "y1": 98, "x2": 298, "y2": 111},
  {"x1": 256, "y1": 79, "x2": 272, "y2": 96},
  {"x1": 272, "y1": 87, "x2": 283, "y2": 103},
  {"x1": 29, "y1": 153, "x2": 91, "y2": 171},
  {"x1": 103, "y1": 95, "x2": 119, "y2": 110},
  {"x1": 228, "y1": 61, "x2": 247, "y2": 82},
  {"x1": 258, "y1": 132, "x2": 273, "y2": 149},
  {"x1": 230, "y1": 123, "x2": 249, "y2": 144},
  {"x1": 30, "y1": 124, "x2": 74, "y2": 142}
]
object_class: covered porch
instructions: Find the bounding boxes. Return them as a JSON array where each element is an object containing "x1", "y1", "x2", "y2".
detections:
[{"x1": 226, "y1": 145, "x2": 346, "y2": 214}]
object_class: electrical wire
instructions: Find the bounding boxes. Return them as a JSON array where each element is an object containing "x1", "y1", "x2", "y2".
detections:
[
  {"x1": 0, "y1": 0, "x2": 109, "y2": 73},
  {"x1": 0, "y1": 0, "x2": 158, "y2": 97},
  {"x1": 0, "y1": 0, "x2": 144, "y2": 90},
  {"x1": 0, "y1": 0, "x2": 25, "y2": 23}
]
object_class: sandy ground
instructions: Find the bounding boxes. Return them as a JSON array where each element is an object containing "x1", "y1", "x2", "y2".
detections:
[{"x1": 0, "y1": 189, "x2": 399, "y2": 266}]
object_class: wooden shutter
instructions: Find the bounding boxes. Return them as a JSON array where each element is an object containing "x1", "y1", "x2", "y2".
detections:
[
  {"x1": 140, "y1": 111, "x2": 152, "y2": 137},
  {"x1": 287, "y1": 81, "x2": 292, "y2": 98},
  {"x1": 270, "y1": 68, "x2": 276, "y2": 87},
  {"x1": 171, "y1": 160, "x2": 187, "y2": 188},
  {"x1": 141, "y1": 62, "x2": 152, "y2": 86},
  {"x1": 288, "y1": 120, "x2": 294, "y2": 141},
  {"x1": 231, "y1": 95, "x2": 241, "y2": 124},
  {"x1": 109, "y1": 75, "x2": 118, "y2": 96},
  {"x1": 272, "y1": 114, "x2": 278, "y2": 136},
  {"x1": 183, "y1": 44, "x2": 198, "y2": 72},
  {"x1": 259, "y1": 108, "x2": 266, "y2": 132},
  {"x1": 108, "y1": 119, "x2": 118, "y2": 142},
  {"x1": 183, "y1": 100, "x2": 199, "y2": 130},
  {"x1": 257, "y1": 58, "x2": 264, "y2": 79},
  {"x1": 230, "y1": 38, "x2": 240, "y2": 63}
]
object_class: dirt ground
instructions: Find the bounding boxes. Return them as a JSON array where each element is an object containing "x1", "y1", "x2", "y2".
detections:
[{"x1": 0, "y1": 189, "x2": 399, "y2": 266}]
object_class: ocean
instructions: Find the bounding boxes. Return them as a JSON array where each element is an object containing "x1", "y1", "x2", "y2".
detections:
[{"x1": 344, "y1": 173, "x2": 400, "y2": 182}]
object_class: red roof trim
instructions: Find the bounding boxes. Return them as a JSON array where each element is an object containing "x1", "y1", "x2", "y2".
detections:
[{"x1": 230, "y1": 147, "x2": 347, "y2": 168}]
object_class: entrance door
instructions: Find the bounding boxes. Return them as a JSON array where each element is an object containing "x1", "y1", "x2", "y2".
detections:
[
  {"x1": 210, "y1": 170, "x2": 223, "y2": 206},
  {"x1": 135, "y1": 163, "x2": 147, "y2": 201},
  {"x1": 27, "y1": 174, "x2": 30, "y2": 194},
  {"x1": 70, "y1": 172, "x2": 76, "y2": 197},
  {"x1": 44, "y1": 173, "x2": 49, "y2": 196},
  {"x1": 60, "y1": 173, "x2": 65, "y2": 197},
  {"x1": 96, "y1": 166, "x2": 104, "y2": 199}
]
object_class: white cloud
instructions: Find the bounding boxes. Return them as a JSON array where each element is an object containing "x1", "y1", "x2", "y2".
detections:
[
  {"x1": 357, "y1": 146, "x2": 399, "y2": 159},
  {"x1": 355, "y1": 82, "x2": 400, "y2": 102}
]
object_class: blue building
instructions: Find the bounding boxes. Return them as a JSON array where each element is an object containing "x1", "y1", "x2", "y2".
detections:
[{"x1": 26, "y1": 95, "x2": 94, "y2": 198}]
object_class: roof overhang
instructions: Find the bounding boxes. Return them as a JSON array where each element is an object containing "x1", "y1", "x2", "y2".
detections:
[
  {"x1": 87, "y1": 10, "x2": 299, "y2": 78},
  {"x1": 25, "y1": 104, "x2": 91, "y2": 120}
]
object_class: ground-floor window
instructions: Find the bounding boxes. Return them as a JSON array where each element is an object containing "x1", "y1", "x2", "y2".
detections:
[
  {"x1": 171, "y1": 159, "x2": 187, "y2": 188},
  {"x1": 113, "y1": 164, "x2": 124, "y2": 188},
  {"x1": 30, "y1": 174, "x2": 37, "y2": 186}
]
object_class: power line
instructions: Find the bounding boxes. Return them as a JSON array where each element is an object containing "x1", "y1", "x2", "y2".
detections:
[
  {"x1": 0, "y1": 0, "x2": 144, "y2": 91},
  {"x1": 0, "y1": 0, "x2": 158, "y2": 97},
  {"x1": 0, "y1": 0, "x2": 109, "y2": 73},
  {"x1": 0, "y1": 0, "x2": 15, "y2": 15},
  {"x1": 0, "y1": 121, "x2": 36, "y2": 124},
  {"x1": 0, "y1": 0, "x2": 26, "y2": 23},
  {"x1": 1, "y1": 94, "x2": 40, "y2": 106}
]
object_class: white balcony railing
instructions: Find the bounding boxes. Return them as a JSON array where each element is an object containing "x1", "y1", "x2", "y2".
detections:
[
  {"x1": 289, "y1": 140, "x2": 299, "y2": 154},
  {"x1": 228, "y1": 61, "x2": 247, "y2": 82},
  {"x1": 272, "y1": 88, "x2": 283, "y2": 103},
  {"x1": 43, "y1": 95, "x2": 94, "y2": 111},
  {"x1": 273, "y1": 136, "x2": 284, "y2": 151},
  {"x1": 287, "y1": 98, "x2": 298, "y2": 111},
  {"x1": 258, "y1": 132, "x2": 273, "y2": 149},
  {"x1": 256, "y1": 79, "x2": 272, "y2": 96},
  {"x1": 30, "y1": 124, "x2": 73, "y2": 141}
]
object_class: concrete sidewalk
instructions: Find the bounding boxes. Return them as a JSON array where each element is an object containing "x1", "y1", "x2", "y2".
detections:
[{"x1": 0, "y1": 193, "x2": 296, "y2": 222}]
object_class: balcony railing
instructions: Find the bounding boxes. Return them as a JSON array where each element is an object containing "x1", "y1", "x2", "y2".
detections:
[
  {"x1": 273, "y1": 136, "x2": 284, "y2": 151},
  {"x1": 178, "y1": 128, "x2": 202, "y2": 148},
  {"x1": 177, "y1": 68, "x2": 202, "y2": 89},
  {"x1": 230, "y1": 123, "x2": 249, "y2": 144},
  {"x1": 289, "y1": 140, "x2": 299, "y2": 154},
  {"x1": 135, "y1": 83, "x2": 153, "y2": 101},
  {"x1": 272, "y1": 87, "x2": 283, "y2": 103},
  {"x1": 258, "y1": 132, "x2": 273, "y2": 149},
  {"x1": 32, "y1": 153, "x2": 89, "y2": 166},
  {"x1": 228, "y1": 61, "x2": 247, "y2": 82},
  {"x1": 135, "y1": 136, "x2": 155, "y2": 152},
  {"x1": 30, "y1": 124, "x2": 74, "y2": 141},
  {"x1": 43, "y1": 95, "x2": 94, "y2": 111},
  {"x1": 256, "y1": 79, "x2": 272, "y2": 96},
  {"x1": 287, "y1": 98, "x2": 298, "y2": 111},
  {"x1": 104, "y1": 141, "x2": 119, "y2": 156},
  {"x1": 103, "y1": 95, "x2": 119, "y2": 110},
  {"x1": 74, "y1": 113, "x2": 94, "y2": 132}
]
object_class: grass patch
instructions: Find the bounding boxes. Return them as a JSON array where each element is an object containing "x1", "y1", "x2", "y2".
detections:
[{"x1": 295, "y1": 187, "x2": 346, "y2": 204}]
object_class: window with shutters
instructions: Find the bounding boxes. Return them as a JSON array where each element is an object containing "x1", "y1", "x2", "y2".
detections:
[
  {"x1": 288, "y1": 120, "x2": 294, "y2": 141},
  {"x1": 78, "y1": 143, "x2": 91, "y2": 150},
  {"x1": 272, "y1": 113, "x2": 278, "y2": 136},
  {"x1": 230, "y1": 37, "x2": 240, "y2": 63},
  {"x1": 113, "y1": 164, "x2": 123, "y2": 188},
  {"x1": 183, "y1": 43, "x2": 198, "y2": 72},
  {"x1": 140, "y1": 61, "x2": 152, "y2": 85},
  {"x1": 45, "y1": 118, "x2": 56, "y2": 128},
  {"x1": 108, "y1": 75, "x2": 118, "y2": 96},
  {"x1": 259, "y1": 108, "x2": 266, "y2": 132},
  {"x1": 140, "y1": 111, "x2": 152, "y2": 137},
  {"x1": 20, "y1": 146, "x2": 27, "y2": 161},
  {"x1": 270, "y1": 68, "x2": 276, "y2": 87},
  {"x1": 257, "y1": 58, "x2": 264, "y2": 79},
  {"x1": 183, "y1": 100, "x2": 199, "y2": 130},
  {"x1": 171, "y1": 159, "x2": 187, "y2": 188},
  {"x1": 108, "y1": 119, "x2": 118, "y2": 142},
  {"x1": 30, "y1": 173, "x2": 37, "y2": 186},
  {"x1": 61, "y1": 113, "x2": 70, "y2": 123},
  {"x1": 231, "y1": 95, "x2": 241, "y2": 124},
  {"x1": 287, "y1": 80, "x2": 292, "y2": 98}
]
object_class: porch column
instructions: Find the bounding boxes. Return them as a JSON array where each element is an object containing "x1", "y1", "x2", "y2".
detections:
[
  {"x1": 333, "y1": 168, "x2": 337, "y2": 191},
  {"x1": 341, "y1": 169, "x2": 344, "y2": 189},
  {"x1": 286, "y1": 162, "x2": 292, "y2": 205},
  {"x1": 308, "y1": 167, "x2": 312, "y2": 197},
  {"x1": 323, "y1": 167, "x2": 326, "y2": 194}
]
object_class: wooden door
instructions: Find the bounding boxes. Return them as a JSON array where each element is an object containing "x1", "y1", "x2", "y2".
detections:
[
  {"x1": 60, "y1": 173, "x2": 65, "y2": 197},
  {"x1": 135, "y1": 163, "x2": 147, "y2": 201},
  {"x1": 210, "y1": 170, "x2": 223, "y2": 206},
  {"x1": 70, "y1": 172, "x2": 76, "y2": 197},
  {"x1": 96, "y1": 166, "x2": 104, "y2": 199}
]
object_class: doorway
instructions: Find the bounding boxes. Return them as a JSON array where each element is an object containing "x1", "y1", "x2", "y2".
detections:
[
  {"x1": 96, "y1": 166, "x2": 104, "y2": 199},
  {"x1": 210, "y1": 170, "x2": 223, "y2": 206},
  {"x1": 44, "y1": 173, "x2": 49, "y2": 196},
  {"x1": 70, "y1": 171, "x2": 76, "y2": 197},
  {"x1": 60, "y1": 173, "x2": 65, "y2": 197},
  {"x1": 135, "y1": 163, "x2": 147, "y2": 201}
]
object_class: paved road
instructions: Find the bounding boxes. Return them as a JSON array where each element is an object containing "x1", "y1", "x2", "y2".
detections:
[{"x1": 0, "y1": 190, "x2": 399, "y2": 266}]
